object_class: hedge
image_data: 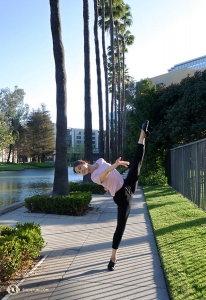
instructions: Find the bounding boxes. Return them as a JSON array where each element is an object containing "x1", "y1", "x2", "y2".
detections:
[
  {"x1": 69, "y1": 181, "x2": 105, "y2": 194},
  {"x1": 0, "y1": 222, "x2": 44, "y2": 281},
  {"x1": 24, "y1": 191, "x2": 92, "y2": 216}
]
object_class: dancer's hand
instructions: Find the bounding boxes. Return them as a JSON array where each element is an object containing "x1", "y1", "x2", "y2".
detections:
[
  {"x1": 115, "y1": 157, "x2": 130, "y2": 168},
  {"x1": 99, "y1": 157, "x2": 130, "y2": 183}
]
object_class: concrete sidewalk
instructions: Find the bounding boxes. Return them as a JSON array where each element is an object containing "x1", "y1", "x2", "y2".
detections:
[{"x1": 0, "y1": 188, "x2": 169, "y2": 300}]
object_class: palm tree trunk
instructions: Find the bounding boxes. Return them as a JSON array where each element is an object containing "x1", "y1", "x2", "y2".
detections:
[
  {"x1": 83, "y1": 0, "x2": 93, "y2": 182},
  {"x1": 94, "y1": 0, "x2": 104, "y2": 158},
  {"x1": 50, "y1": 0, "x2": 69, "y2": 196},
  {"x1": 101, "y1": 0, "x2": 110, "y2": 162},
  {"x1": 122, "y1": 46, "x2": 126, "y2": 157},
  {"x1": 110, "y1": 88, "x2": 114, "y2": 162},
  {"x1": 114, "y1": 79, "x2": 118, "y2": 158},
  {"x1": 115, "y1": 24, "x2": 122, "y2": 157},
  {"x1": 109, "y1": 0, "x2": 115, "y2": 162}
]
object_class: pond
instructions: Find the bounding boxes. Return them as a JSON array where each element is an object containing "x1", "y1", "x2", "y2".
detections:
[{"x1": 0, "y1": 167, "x2": 83, "y2": 208}]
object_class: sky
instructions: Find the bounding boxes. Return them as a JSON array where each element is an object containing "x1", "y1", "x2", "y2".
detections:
[{"x1": 0, "y1": 0, "x2": 206, "y2": 130}]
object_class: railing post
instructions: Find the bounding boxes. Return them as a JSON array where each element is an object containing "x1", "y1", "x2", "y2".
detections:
[
  {"x1": 196, "y1": 142, "x2": 200, "y2": 207},
  {"x1": 170, "y1": 138, "x2": 206, "y2": 210}
]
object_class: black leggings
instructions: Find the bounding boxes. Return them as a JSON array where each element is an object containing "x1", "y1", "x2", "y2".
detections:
[{"x1": 112, "y1": 143, "x2": 145, "y2": 249}]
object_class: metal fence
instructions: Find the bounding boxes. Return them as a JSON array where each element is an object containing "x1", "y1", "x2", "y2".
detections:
[{"x1": 170, "y1": 138, "x2": 206, "y2": 210}]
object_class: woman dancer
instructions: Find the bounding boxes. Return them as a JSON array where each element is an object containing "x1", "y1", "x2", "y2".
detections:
[{"x1": 74, "y1": 120, "x2": 149, "y2": 271}]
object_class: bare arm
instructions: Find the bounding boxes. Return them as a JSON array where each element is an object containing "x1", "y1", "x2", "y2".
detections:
[{"x1": 99, "y1": 157, "x2": 130, "y2": 183}]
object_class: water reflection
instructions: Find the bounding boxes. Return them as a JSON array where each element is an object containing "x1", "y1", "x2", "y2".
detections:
[{"x1": 0, "y1": 167, "x2": 82, "y2": 208}]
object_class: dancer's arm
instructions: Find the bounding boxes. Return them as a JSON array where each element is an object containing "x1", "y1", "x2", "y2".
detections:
[{"x1": 99, "y1": 157, "x2": 129, "y2": 183}]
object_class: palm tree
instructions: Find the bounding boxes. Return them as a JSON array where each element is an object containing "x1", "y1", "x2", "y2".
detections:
[
  {"x1": 114, "y1": 3, "x2": 132, "y2": 157},
  {"x1": 112, "y1": 2, "x2": 126, "y2": 157},
  {"x1": 119, "y1": 29, "x2": 134, "y2": 155},
  {"x1": 100, "y1": 0, "x2": 125, "y2": 160},
  {"x1": 107, "y1": 44, "x2": 118, "y2": 160},
  {"x1": 49, "y1": 0, "x2": 69, "y2": 196},
  {"x1": 109, "y1": 0, "x2": 116, "y2": 162},
  {"x1": 99, "y1": 0, "x2": 133, "y2": 159},
  {"x1": 94, "y1": 0, "x2": 104, "y2": 158},
  {"x1": 98, "y1": 0, "x2": 110, "y2": 161},
  {"x1": 101, "y1": 0, "x2": 111, "y2": 162},
  {"x1": 83, "y1": 0, "x2": 93, "y2": 181}
]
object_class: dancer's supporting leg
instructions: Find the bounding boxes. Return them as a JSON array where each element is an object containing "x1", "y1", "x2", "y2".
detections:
[{"x1": 108, "y1": 122, "x2": 149, "y2": 270}]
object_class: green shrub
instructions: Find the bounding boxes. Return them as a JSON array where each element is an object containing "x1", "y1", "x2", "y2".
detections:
[
  {"x1": 25, "y1": 191, "x2": 92, "y2": 216},
  {"x1": 0, "y1": 235, "x2": 22, "y2": 280},
  {"x1": 138, "y1": 168, "x2": 167, "y2": 186},
  {"x1": 118, "y1": 167, "x2": 128, "y2": 174},
  {"x1": 15, "y1": 223, "x2": 44, "y2": 259},
  {"x1": 0, "y1": 222, "x2": 44, "y2": 281},
  {"x1": 16, "y1": 222, "x2": 42, "y2": 235},
  {"x1": 0, "y1": 225, "x2": 14, "y2": 236},
  {"x1": 69, "y1": 181, "x2": 105, "y2": 194}
]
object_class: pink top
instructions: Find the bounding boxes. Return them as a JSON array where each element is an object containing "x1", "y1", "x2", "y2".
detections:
[{"x1": 91, "y1": 158, "x2": 124, "y2": 196}]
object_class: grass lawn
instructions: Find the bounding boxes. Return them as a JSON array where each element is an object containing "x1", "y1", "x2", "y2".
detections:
[
  {"x1": 143, "y1": 185, "x2": 206, "y2": 300},
  {"x1": 0, "y1": 162, "x2": 55, "y2": 171}
]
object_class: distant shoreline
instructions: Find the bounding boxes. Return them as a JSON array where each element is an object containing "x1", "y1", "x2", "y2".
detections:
[{"x1": 0, "y1": 162, "x2": 55, "y2": 171}]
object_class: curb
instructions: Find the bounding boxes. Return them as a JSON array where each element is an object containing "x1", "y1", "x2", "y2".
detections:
[
  {"x1": 2, "y1": 255, "x2": 48, "y2": 300},
  {"x1": 0, "y1": 202, "x2": 25, "y2": 216}
]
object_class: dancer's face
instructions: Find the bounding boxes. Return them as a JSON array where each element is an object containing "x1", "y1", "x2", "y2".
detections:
[{"x1": 74, "y1": 162, "x2": 88, "y2": 175}]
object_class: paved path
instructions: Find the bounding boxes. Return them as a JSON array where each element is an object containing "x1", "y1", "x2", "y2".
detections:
[{"x1": 0, "y1": 188, "x2": 169, "y2": 300}]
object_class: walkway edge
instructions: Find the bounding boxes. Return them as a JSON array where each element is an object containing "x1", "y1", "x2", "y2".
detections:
[
  {"x1": 2, "y1": 255, "x2": 48, "y2": 300},
  {"x1": 0, "y1": 202, "x2": 25, "y2": 216}
]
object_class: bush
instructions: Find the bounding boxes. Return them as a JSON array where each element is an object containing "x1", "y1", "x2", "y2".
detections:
[
  {"x1": 0, "y1": 222, "x2": 44, "y2": 281},
  {"x1": 138, "y1": 168, "x2": 167, "y2": 186},
  {"x1": 69, "y1": 181, "x2": 105, "y2": 194},
  {"x1": 118, "y1": 167, "x2": 128, "y2": 174},
  {"x1": 25, "y1": 191, "x2": 92, "y2": 216},
  {"x1": 0, "y1": 225, "x2": 14, "y2": 236},
  {"x1": 0, "y1": 235, "x2": 22, "y2": 281},
  {"x1": 15, "y1": 223, "x2": 44, "y2": 260}
]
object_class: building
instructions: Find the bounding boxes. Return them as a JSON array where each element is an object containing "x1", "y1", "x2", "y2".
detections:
[
  {"x1": 67, "y1": 128, "x2": 99, "y2": 151},
  {"x1": 150, "y1": 55, "x2": 206, "y2": 87},
  {"x1": 168, "y1": 55, "x2": 206, "y2": 72}
]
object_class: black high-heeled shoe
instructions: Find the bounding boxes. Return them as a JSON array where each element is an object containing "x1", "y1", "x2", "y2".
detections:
[
  {"x1": 142, "y1": 120, "x2": 150, "y2": 136},
  {"x1": 108, "y1": 260, "x2": 116, "y2": 271}
]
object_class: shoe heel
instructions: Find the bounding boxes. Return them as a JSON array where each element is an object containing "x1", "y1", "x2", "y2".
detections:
[
  {"x1": 108, "y1": 260, "x2": 116, "y2": 271},
  {"x1": 142, "y1": 120, "x2": 150, "y2": 136}
]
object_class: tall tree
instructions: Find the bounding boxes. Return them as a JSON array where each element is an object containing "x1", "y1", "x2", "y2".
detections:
[
  {"x1": 16, "y1": 124, "x2": 30, "y2": 163},
  {"x1": 0, "y1": 117, "x2": 13, "y2": 152},
  {"x1": 119, "y1": 29, "x2": 134, "y2": 155},
  {"x1": 0, "y1": 87, "x2": 29, "y2": 163},
  {"x1": 113, "y1": 3, "x2": 132, "y2": 157},
  {"x1": 109, "y1": 0, "x2": 115, "y2": 161},
  {"x1": 93, "y1": 0, "x2": 104, "y2": 158},
  {"x1": 27, "y1": 105, "x2": 55, "y2": 162},
  {"x1": 99, "y1": 0, "x2": 110, "y2": 162},
  {"x1": 50, "y1": 0, "x2": 69, "y2": 196},
  {"x1": 83, "y1": 0, "x2": 93, "y2": 182},
  {"x1": 101, "y1": 0, "x2": 133, "y2": 159}
]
